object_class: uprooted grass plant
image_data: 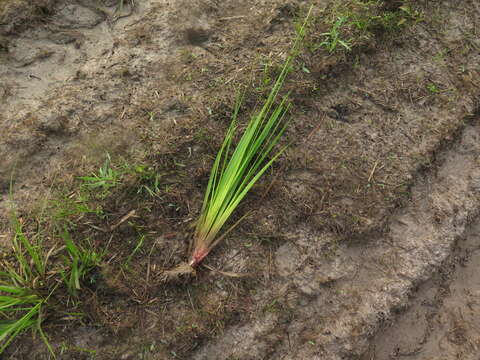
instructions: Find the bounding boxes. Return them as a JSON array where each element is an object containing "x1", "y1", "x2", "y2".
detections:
[{"x1": 184, "y1": 7, "x2": 313, "y2": 270}]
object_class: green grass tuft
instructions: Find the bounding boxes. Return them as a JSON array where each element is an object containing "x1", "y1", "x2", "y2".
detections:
[
  {"x1": 0, "y1": 178, "x2": 107, "y2": 355},
  {"x1": 312, "y1": 0, "x2": 424, "y2": 54},
  {"x1": 60, "y1": 229, "x2": 103, "y2": 296},
  {"x1": 0, "y1": 286, "x2": 45, "y2": 354},
  {"x1": 79, "y1": 153, "x2": 122, "y2": 199},
  {"x1": 0, "y1": 209, "x2": 54, "y2": 356}
]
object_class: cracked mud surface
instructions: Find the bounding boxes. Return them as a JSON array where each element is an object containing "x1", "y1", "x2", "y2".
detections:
[{"x1": 1, "y1": 0, "x2": 480, "y2": 359}]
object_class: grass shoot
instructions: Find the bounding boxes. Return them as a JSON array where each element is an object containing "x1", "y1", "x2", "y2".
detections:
[
  {"x1": 60, "y1": 229, "x2": 103, "y2": 296},
  {"x1": 79, "y1": 153, "x2": 121, "y2": 199}
]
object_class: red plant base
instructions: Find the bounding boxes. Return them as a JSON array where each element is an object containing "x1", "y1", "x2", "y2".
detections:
[{"x1": 189, "y1": 248, "x2": 209, "y2": 267}]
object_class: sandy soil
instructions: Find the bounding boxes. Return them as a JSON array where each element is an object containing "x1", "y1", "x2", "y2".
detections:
[
  {"x1": 1, "y1": 0, "x2": 480, "y2": 359},
  {"x1": 362, "y1": 219, "x2": 480, "y2": 360}
]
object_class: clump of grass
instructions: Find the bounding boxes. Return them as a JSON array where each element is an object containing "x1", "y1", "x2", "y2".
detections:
[
  {"x1": 319, "y1": 15, "x2": 352, "y2": 52},
  {"x1": 312, "y1": 0, "x2": 423, "y2": 54},
  {"x1": 60, "y1": 229, "x2": 103, "y2": 296},
  {"x1": 0, "y1": 211, "x2": 54, "y2": 356},
  {"x1": 0, "y1": 192, "x2": 105, "y2": 355},
  {"x1": 1, "y1": 153, "x2": 158, "y2": 353},
  {"x1": 0, "y1": 286, "x2": 47, "y2": 354},
  {"x1": 79, "y1": 153, "x2": 122, "y2": 199},
  {"x1": 187, "y1": 7, "x2": 313, "y2": 268},
  {"x1": 79, "y1": 153, "x2": 166, "y2": 200}
]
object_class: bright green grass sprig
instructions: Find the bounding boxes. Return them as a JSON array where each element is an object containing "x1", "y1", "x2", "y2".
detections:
[
  {"x1": 189, "y1": 7, "x2": 312, "y2": 267},
  {"x1": 0, "y1": 286, "x2": 44, "y2": 354},
  {"x1": 60, "y1": 229, "x2": 103, "y2": 296},
  {"x1": 0, "y1": 208, "x2": 55, "y2": 356}
]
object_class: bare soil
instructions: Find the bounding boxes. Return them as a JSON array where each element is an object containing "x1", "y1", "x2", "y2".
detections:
[
  {"x1": 1, "y1": 0, "x2": 480, "y2": 359},
  {"x1": 362, "y1": 218, "x2": 480, "y2": 360}
]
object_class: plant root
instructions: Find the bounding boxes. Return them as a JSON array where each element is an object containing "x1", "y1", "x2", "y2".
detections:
[{"x1": 161, "y1": 262, "x2": 196, "y2": 282}]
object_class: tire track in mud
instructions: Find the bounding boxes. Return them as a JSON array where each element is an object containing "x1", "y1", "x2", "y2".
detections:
[
  {"x1": 190, "y1": 1, "x2": 480, "y2": 357},
  {"x1": 192, "y1": 119, "x2": 480, "y2": 359},
  {"x1": 361, "y1": 216, "x2": 480, "y2": 360}
]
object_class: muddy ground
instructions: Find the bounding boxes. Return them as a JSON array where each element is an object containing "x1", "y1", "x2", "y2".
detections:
[{"x1": 1, "y1": 0, "x2": 480, "y2": 359}]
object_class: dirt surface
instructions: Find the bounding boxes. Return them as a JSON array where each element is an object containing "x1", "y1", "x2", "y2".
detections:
[
  {"x1": 362, "y1": 219, "x2": 480, "y2": 360},
  {"x1": 1, "y1": 0, "x2": 480, "y2": 359}
]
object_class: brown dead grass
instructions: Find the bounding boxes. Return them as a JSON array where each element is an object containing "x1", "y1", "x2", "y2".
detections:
[{"x1": 0, "y1": 0, "x2": 56, "y2": 34}]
